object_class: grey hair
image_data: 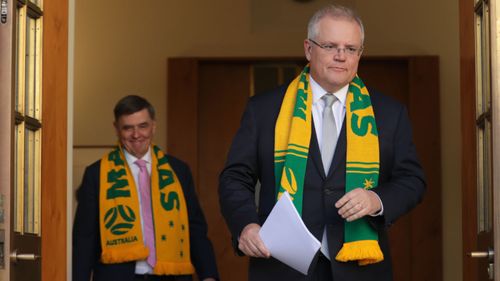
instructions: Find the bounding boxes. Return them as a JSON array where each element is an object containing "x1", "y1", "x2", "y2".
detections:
[{"x1": 307, "y1": 4, "x2": 365, "y2": 45}]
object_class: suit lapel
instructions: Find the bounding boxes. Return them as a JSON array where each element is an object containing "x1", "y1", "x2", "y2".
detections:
[
  {"x1": 309, "y1": 121, "x2": 326, "y2": 179},
  {"x1": 309, "y1": 116, "x2": 347, "y2": 180}
]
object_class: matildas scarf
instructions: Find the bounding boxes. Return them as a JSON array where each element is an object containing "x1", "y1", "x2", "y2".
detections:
[
  {"x1": 274, "y1": 65, "x2": 384, "y2": 265},
  {"x1": 99, "y1": 145, "x2": 194, "y2": 275}
]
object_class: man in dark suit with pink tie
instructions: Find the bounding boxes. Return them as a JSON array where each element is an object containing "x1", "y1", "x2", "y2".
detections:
[{"x1": 73, "y1": 95, "x2": 219, "y2": 281}]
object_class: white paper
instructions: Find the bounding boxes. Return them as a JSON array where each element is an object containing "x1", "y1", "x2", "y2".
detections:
[{"x1": 259, "y1": 192, "x2": 321, "y2": 275}]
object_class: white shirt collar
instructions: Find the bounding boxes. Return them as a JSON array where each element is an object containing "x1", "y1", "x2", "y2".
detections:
[
  {"x1": 123, "y1": 146, "x2": 152, "y2": 165},
  {"x1": 309, "y1": 75, "x2": 349, "y2": 108}
]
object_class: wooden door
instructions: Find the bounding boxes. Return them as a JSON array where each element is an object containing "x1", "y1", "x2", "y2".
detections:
[
  {"x1": 167, "y1": 56, "x2": 441, "y2": 281},
  {"x1": 198, "y1": 62, "x2": 251, "y2": 280},
  {"x1": 0, "y1": 0, "x2": 15, "y2": 277},
  {"x1": 1, "y1": 0, "x2": 43, "y2": 279},
  {"x1": 460, "y1": 0, "x2": 499, "y2": 280},
  {"x1": 0, "y1": 0, "x2": 68, "y2": 280}
]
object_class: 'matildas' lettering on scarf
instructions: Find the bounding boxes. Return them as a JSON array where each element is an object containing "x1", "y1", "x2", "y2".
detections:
[
  {"x1": 274, "y1": 66, "x2": 312, "y2": 213},
  {"x1": 106, "y1": 169, "x2": 130, "y2": 199},
  {"x1": 99, "y1": 145, "x2": 194, "y2": 275},
  {"x1": 292, "y1": 85, "x2": 309, "y2": 121},
  {"x1": 350, "y1": 86, "x2": 378, "y2": 137},
  {"x1": 155, "y1": 146, "x2": 180, "y2": 211},
  {"x1": 351, "y1": 114, "x2": 378, "y2": 137}
]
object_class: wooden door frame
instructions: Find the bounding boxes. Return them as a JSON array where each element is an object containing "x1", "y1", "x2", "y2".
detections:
[
  {"x1": 459, "y1": 0, "x2": 478, "y2": 280},
  {"x1": 40, "y1": 0, "x2": 69, "y2": 280},
  {"x1": 490, "y1": 0, "x2": 500, "y2": 280}
]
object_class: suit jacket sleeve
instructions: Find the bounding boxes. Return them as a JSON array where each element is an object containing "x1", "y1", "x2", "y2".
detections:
[
  {"x1": 169, "y1": 156, "x2": 220, "y2": 280},
  {"x1": 218, "y1": 97, "x2": 261, "y2": 251},
  {"x1": 72, "y1": 161, "x2": 101, "y2": 281},
  {"x1": 372, "y1": 104, "x2": 426, "y2": 226}
]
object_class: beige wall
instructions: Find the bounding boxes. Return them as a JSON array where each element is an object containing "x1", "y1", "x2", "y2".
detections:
[{"x1": 74, "y1": 0, "x2": 461, "y2": 280}]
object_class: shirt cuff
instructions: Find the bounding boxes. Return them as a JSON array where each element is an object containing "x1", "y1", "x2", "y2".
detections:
[{"x1": 369, "y1": 190, "x2": 384, "y2": 216}]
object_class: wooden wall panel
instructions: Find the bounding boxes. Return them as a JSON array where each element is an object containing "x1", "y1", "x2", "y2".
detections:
[
  {"x1": 408, "y1": 57, "x2": 442, "y2": 281},
  {"x1": 198, "y1": 62, "x2": 251, "y2": 281},
  {"x1": 166, "y1": 58, "x2": 199, "y2": 185}
]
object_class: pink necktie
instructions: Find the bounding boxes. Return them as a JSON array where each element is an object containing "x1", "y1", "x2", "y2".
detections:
[{"x1": 135, "y1": 159, "x2": 156, "y2": 268}]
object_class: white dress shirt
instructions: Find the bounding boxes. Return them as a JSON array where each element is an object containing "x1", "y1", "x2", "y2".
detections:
[{"x1": 310, "y1": 76, "x2": 348, "y2": 152}]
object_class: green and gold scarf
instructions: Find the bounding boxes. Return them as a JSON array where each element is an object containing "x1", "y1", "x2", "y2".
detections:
[
  {"x1": 99, "y1": 145, "x2": 195, "y2": 275},
  {"x1": 274, "y1": 65, "x2": 384, "y2": 265}
]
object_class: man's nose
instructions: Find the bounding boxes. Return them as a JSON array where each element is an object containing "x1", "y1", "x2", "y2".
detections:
[
  {"x1": 333, "y1": 50, "x2": 347, "y2": 61},
  {"x1": 132, "y1": 128, "x2": 140, "y2": 138}
]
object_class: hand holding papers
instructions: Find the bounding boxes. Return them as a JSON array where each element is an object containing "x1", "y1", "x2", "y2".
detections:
[{"x1": 259, "y1": 192, "x2": 321, "y2": 275}]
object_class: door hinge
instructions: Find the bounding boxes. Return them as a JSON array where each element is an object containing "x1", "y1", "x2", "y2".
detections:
[
  {"x1": 1, "y1": 0, "x2": 7, "y2": 24},
  {"x1": 0, "y1": 229, "x2": 4, "y2": 269}
]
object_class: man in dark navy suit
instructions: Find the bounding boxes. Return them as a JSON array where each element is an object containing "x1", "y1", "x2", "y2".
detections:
[
  {"x1": 219, "y1": 4, "x2": 425, "y2": 281},
  {"x1": 73, "y1": 95, "x2": 219, "y2": 281}
]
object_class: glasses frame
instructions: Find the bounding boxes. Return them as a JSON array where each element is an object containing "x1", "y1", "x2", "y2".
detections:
[{"x1": 308, "y1": 38, "x2": 363, "y2": 56}]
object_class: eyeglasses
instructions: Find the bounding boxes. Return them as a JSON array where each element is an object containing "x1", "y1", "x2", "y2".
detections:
[{"x1": 308, "y1": 39, "x2": 363, "y2": 56}]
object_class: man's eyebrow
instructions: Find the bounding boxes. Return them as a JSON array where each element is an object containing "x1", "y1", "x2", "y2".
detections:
[{"x1": 121, "y1": 122, "x2": 149, "y2": 129}]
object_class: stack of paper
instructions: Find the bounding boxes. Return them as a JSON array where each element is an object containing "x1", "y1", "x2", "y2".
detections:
[{"x1": 259, "y1": 192, "x2": 321, "y2": 275}]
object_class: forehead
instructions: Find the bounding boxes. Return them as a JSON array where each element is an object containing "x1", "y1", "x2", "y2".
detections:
[
  {"x1": 316, "y1": 16, "x2": 362, "y2": 44},
  {"x1": 116, "y1": 109, "x2": 153, "y2": 126}
]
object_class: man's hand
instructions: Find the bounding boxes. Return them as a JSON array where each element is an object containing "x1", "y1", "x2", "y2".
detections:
[
  {"x1": 335, "y1": 188, "x2": 381, "y2": 222},
  {"x1": 238, "y1": 223, "x2": 271, "y2": 258}
]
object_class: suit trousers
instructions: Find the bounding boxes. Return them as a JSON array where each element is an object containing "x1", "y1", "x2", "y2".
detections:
[{"x1": 309, "y1": 254, "x2": 333, "y2": 281}]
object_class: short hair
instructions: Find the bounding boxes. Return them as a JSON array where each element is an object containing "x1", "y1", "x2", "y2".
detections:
[
  {"x1": 113, "y1": 95, "x2": 155, "y2": 121},
  {"x1": 307, "y1": 4, "x2": 365, "y2": 45}
]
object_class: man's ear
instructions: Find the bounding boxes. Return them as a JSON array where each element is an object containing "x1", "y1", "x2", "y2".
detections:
[
  {"x1": 304, "y1": 39, "x2": 312, "y2": 61},
  {"x1": 113, "y1": 121, "x2": 119, "y2": 136}
]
